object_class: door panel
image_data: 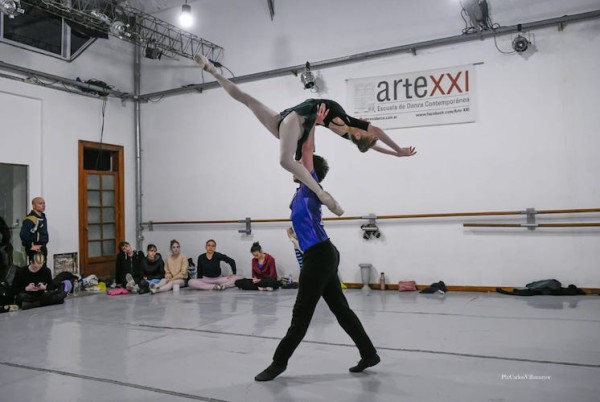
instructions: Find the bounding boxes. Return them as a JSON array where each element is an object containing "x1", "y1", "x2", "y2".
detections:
[{"x1": 78, "y1": 141, "x2": 124, "y2": 278}]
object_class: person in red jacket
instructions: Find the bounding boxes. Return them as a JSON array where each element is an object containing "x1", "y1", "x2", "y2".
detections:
[{"x1": 235, "y1": 242, "x2": 279, "y2": 291}]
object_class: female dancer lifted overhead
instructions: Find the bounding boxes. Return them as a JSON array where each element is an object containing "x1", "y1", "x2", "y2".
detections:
[{"x1": 194, "y1": 55, "x2": 417, "y2": 216}]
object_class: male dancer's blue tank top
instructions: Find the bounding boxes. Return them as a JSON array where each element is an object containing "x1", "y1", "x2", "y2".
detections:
[{"x1": 290, "y1": 171, "x2": 329, "y2": 252}]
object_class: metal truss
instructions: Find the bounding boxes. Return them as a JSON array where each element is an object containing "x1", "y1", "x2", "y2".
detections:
[{"x1": 20, "y1": 0, "x2": 223, "y2": 61}]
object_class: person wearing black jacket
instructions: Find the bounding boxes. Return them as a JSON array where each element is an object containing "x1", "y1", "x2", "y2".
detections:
[
  {"x1": 19, "y1": 197, "x2": 49, "y2": 263},
  {"x1": 114, "y1": 241, "x2": 143, "y2": 288},
  {"x1": 141, "y1": 244, "x2": 164, "y2": 281},
  {"x1": 188, "y1": 239, "x2": 240, "y2": 290},
  {"x1": 12, "y1": 252, "x2": 66, "y2": 310}
]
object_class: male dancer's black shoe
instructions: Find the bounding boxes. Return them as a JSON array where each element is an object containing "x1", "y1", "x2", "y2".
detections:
[
  {"x1": 349, "y1": 354, "x2": 381, "y2": 373},
  {"x1": 254, "y1": 363, "x2": 287, "y2": 381}
]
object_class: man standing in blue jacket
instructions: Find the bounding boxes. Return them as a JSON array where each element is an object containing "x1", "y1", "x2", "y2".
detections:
[{"x1": 20, "y1": 197, "x2": 49, "y2": 264}]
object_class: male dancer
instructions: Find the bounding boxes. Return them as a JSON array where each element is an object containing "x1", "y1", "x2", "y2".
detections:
[{"x1": 255, "y1": 117, "x2": 381, "y2": 381}]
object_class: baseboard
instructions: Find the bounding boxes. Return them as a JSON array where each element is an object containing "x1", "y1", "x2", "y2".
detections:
[{"x1": 343, "y1": 283, "x2": 600, "y2": 295}]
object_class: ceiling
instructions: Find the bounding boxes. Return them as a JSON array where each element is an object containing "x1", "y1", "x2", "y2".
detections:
[{"x1": 125, "y1": 0, "x2": 193, "y2": 14}]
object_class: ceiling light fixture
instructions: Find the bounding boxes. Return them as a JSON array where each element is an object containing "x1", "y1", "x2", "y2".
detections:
[
  {"x1": 90, "y1": 9, "x2": 111, "y2": 25},
  {"x1": 0, "y1": 0, "x2": 24, "y2": 19},
  {"x1": 179, "y1": 1, "x2": 193, "y2": 28},
  {"x1": 145, "y1": 39, "x2": 162, "y2": 60},
  {"x1": 110, "y1": 21, "x2": 131, "y2": 39}
]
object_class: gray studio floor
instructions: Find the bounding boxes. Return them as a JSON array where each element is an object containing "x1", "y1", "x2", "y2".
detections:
[{"x1": 1, "y1": 287, "x2": 599, "y2": 402}]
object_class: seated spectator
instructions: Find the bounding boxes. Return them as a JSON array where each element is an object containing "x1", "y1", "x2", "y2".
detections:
[
  {"x1": 150, "y1": 239, "x2": 188, "y2": 294},
  {"x1": 188, "y1": 239, "x2": 240, "y2": 291},
  {"x1": 115, "y1": 241, "x2": 143, "y2": 292},
  {"x1": 142, "y1": 244, "x2": 164, "y2": 284},
  {"x1": 235, "y1": 242, "x2": 279, "y2": 291},
  {"x1": 11, "y1": 252, "x2": 66, "y2": 310}
]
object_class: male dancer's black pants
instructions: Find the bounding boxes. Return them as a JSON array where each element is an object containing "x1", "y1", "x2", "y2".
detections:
[{"x1": 272, "y1": 240, "x2": 377, "y2": 366}]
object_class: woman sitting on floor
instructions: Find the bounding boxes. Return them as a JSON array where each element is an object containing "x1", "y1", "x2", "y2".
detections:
[
  {"x1": 188, "y1": 239, "x2": 240, "y2": 291},
  {"x1": 150, "y1": 239, "x2": 188, "y2": 294},
  {"x1": 11, "y1": 252, "x2": 66, "y2": 310},
  {"x1": 235, "y1": 242, "x2": 279, "y2": 291}
]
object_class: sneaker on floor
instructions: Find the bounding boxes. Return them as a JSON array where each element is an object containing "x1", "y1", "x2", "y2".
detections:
[
  {"x1": 213, "y1": 284, "x2": 225, "y2": 291},
  {"x1": 125, "y1": 273, "x2": 136, "y2": 289},
  {"x1": 264, "y1": 287, "x2": 274, "y2": 292}
]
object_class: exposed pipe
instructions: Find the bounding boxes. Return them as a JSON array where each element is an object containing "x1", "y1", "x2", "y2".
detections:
[
  {"x1": 134, "y1": 43, "x2": 144, "y2": 250},
  {"x1": 142, "y1": 208, "x2": 600, "y2": 226},
  {"x1": 464, "y1": 223, "x2": 600, "y2": 228},
  {"x1": 139, "y1": 9, "x2": 600, "y2": 101},
  {"x1": 0, "y1": 60, "x2": 132, "y2": 99}
]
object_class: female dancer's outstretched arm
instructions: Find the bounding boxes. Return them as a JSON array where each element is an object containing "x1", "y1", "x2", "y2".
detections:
[{"x1": 367, "y1": 124, "x2": 417, "y2": 157}]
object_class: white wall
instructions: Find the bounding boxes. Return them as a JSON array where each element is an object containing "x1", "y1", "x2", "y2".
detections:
[
  {"x1": 1, "y1": 38, "x2": 137, "y2": 272},
  {"x1": 1, "y1": 0, "x2": 598, "y2": 286},
  {"x1": 140, "y1": 1, "x2": 600, "y2": 287}
]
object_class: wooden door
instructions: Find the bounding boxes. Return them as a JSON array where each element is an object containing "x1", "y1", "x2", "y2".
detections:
[{"x1": 78, "y1": 141, "x2": 124, "y2": 278}]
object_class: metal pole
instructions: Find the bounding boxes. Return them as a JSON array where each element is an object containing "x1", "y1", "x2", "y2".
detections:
[
  {"x1": 134, "y1": 44, "x2": 144, "y2": 251},
  {"x1": 0, "y1": 60, "x2": 132, "y2": 99}
]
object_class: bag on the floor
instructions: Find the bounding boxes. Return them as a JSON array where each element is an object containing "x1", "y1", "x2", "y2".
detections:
[
  {"x1": 398, "y1": 281, "x2": 417, "y2": 291},
  {"x1": 526, "y1": 279, "x2": 561, "y2": 291},
  {"x1": 107, "y1": 288, "x2": 129, "y2": 296},
  {"x1": 419, "y1": 281, "x2": 447, "y2": 294},
  {"x1": 53, "y1": 271, "x2": 78, "y2": 292},
  {"x1": 279, "y1": 277, "x2": 298, "y2": 289},
  {"x1": 187, "y1": 258, "x2": 197, "y2": 279}
]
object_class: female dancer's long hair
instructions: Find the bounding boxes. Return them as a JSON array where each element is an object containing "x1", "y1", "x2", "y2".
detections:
[{"x1": 347, "y1": 127, "x2": 378, "y2": 152}]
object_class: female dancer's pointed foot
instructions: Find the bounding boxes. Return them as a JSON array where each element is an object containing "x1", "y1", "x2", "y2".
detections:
[
  {"x1": 254, "y1": 363, "x2": 287, "y2": 381},
  {"x1": 194, "y1": 54, "x2": 217, "y2": 74},
  {"x1": 349, "y1": 354, "x2": 381, "y2": 373},
  {"x1": 317, "y1": 190, "x2": 344, "y2": 216}
]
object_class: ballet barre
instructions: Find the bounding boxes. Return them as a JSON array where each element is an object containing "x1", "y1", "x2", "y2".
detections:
[
  {"x1": 463, "y1": 223, "x2": 600, "y2": 228},
  {"x1": 142, "y1": 207, "x2": 600, "y2": 234}
]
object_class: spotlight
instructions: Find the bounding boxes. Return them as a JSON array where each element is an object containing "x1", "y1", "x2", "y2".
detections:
[
  {"x1": 0, "y1": 0, "x2": 24, "y2": 19},
  {"x1": 512, "y1": 35, "x2": 530, "y2": 53},
  {"x1": 90, "y1": 9, "x2": 111, "y2": 25},
  {"x1": 179, "y1": 1, "x2": 193, "y2": 28},
  {"x1": 300, "y1": 61, "x2": 315, "y2": 89},
  {"x1": 110, "y1": 21, "x2": 131, "y2": 39},
  {"x1": 145, "y1": 39, "x2": 162, "y2": 60},
  {"x1": 361, "y1": 223, "x2": 381, "y2": 240}
]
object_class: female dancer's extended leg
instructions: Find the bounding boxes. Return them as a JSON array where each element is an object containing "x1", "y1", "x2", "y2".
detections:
[{"x1": 195, "y1": 55, "x2": 343, "y2": 216}]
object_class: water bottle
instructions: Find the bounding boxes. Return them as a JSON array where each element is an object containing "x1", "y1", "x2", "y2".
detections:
[
  {"x1": 73, "y1": 279, "x2": 80, "y2": 295},
  {"x1": 287, "y1": 274, "x2": 293, "y2": 285},
  {"x1": 380, "y1": 273, "x2": 385, "y2": 290}
]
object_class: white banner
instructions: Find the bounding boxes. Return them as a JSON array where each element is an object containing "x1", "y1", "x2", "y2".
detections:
[{"x1": 347, "y1": 64, "x2": 476, "y2": 129}]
